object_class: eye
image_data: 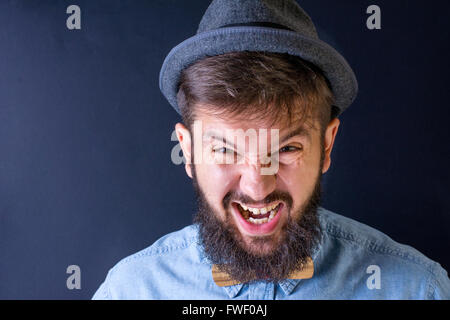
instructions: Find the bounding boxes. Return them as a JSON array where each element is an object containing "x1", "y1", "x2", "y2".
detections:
[
  {"x1": 213, "y1": 147, "x2": 232, "y2": 154},
  {"x1": 279, "y1": 145, "x2": 302, "y2": 153}
]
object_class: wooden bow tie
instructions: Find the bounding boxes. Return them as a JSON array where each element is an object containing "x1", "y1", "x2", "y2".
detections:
[{"x1": 211, "y1": 257, "x2": 314, "y2": 287}]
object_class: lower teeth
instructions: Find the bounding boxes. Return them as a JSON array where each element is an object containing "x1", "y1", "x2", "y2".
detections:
[{"x1": 240, "y1": 205, "x2": 279, "y2": 225}]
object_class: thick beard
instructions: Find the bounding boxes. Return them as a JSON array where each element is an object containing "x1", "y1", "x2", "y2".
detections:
[{"x1": 192, "y1": 169, "x2": 323, "y2": 283}]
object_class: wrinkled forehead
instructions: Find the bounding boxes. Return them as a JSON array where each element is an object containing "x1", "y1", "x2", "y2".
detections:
[
  {"x1": 192, "y1": 103, "x2": 319, "y2": 137},
  {"x1": 194, "y1": 105, "x2": 318, "y2": 131}
]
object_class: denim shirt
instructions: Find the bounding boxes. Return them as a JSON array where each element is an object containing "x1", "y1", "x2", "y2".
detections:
[{"x1": 92, "y1": 207, "x2": 450, "y2": 300}]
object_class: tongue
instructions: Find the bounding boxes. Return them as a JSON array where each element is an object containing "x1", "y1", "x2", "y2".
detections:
[{"x1": 249, "y1": 212, "x2": 270, "y2": 219}]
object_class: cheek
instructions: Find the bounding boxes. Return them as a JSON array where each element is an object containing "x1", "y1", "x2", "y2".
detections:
[
  {"x1": 276, "y1": 152, "x2": 321, "y2": 209},
  {"x1": 278, "y1": 157, "x2": 318, "y2": 186},
  {"x1": 196, "y1": 164, "x2": 239, "y2": 204}
]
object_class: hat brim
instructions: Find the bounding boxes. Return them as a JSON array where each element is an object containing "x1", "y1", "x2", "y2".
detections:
[{"x1": 159, "y1": 26, "x2": 358, "y2": 115}]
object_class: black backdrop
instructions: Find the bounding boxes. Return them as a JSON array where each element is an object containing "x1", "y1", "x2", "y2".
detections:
[{"x1": 0, "y1": 0, "x2": 449, "y2": 299}]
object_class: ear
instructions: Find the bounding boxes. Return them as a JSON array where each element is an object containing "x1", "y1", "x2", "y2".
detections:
[
  {"x1": 321, "y1": 117, "x2": 340, "y2": 174},
  {"x1": 175, "y1": 123, "x2": 193, "y2": 178}
]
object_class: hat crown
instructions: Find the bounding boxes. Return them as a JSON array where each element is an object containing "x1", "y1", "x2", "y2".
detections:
[
  {"x1": 197, "y1": 0, "x2": 318, "y2": 39},
  {"x1": 159, "y1": 0, "x2": 358, "y2": 115}
]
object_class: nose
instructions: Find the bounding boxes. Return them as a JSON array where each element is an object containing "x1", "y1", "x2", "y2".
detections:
[{"x1": 238, "y1": 160, "x2": 277, "y2": 202}]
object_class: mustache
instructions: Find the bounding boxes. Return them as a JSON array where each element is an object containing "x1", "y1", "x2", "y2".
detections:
[{"x1": 222, "y1": 190, "x2": 293, "y2": 210}]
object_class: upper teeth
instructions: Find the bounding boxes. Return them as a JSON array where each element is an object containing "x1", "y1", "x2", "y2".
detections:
[{"x1": 241, "y1": 203, "x2": 279, "y2": 215}]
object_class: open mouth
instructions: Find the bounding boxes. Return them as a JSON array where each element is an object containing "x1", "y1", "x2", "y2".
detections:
[{"x1": 235, "y1": 202, "x2": 282, "y2": 225}]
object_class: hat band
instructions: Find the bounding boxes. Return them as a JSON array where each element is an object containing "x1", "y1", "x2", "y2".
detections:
[{"x1": 220, "y1": 22, "x2": 294, "y2": 31}]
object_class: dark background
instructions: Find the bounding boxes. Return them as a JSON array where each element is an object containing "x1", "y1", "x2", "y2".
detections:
[{"x1": 0, "y1": 0, "x2": 448, "y2": 299}]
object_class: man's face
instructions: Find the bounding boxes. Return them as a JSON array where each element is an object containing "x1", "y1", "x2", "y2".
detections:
[{"x1": 176, "y1": 107, "x2": 340, "y2": 280}]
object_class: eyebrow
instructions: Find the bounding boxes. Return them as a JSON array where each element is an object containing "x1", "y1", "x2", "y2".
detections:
[
  {"x1": 279, "y1": 125, "x2": 312, "y2": 144},
  {"x1": 203, "y1": 125, "x2": 312, "y2": 148},
  {"x1": 203, "y1": 131, "x2": 238, "y2": 149}
]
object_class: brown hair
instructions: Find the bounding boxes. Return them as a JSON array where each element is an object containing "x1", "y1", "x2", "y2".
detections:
[{"x1": 177, "y1": 51, "x2": 337, "y2": 137}]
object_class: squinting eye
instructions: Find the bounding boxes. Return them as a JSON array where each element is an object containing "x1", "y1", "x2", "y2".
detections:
[
  {"x1": 213, "y1": 147, "x2": 232, "y2": 154},
  {"x1": 279, "y1": 146, "x2": 301, "y2": 153}
]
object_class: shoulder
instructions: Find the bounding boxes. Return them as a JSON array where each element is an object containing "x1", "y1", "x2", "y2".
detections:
[
  {"x1": 318, "y1": 207, "x2": 434, "y2": 266},
  {"x1": 316, "y1": 207, "x2": 450, "y2": 299},
  {"x1": 93, "y1": 224, "x2": 205, "y2": 299},
  {"x1": 115, "y1": 224, "x2": 200, "y2": 263}
]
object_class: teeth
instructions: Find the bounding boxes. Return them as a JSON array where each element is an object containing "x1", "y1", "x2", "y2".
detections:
[
  {"x1": 239, "y1": 203, "x2": 280, "y2": 225},
  {"x1": 240, "y1": 203, "x2": 279, "y2": 214}
]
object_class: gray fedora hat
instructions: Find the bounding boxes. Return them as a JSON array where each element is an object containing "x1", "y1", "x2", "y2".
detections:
[{"x1": 159, "y1": 0, "x2": 358, "y2": 116}]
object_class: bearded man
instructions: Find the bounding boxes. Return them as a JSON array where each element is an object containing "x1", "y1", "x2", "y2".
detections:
[{"x1": 93, "y1": 0, "x2": 450, "y2": 299}]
